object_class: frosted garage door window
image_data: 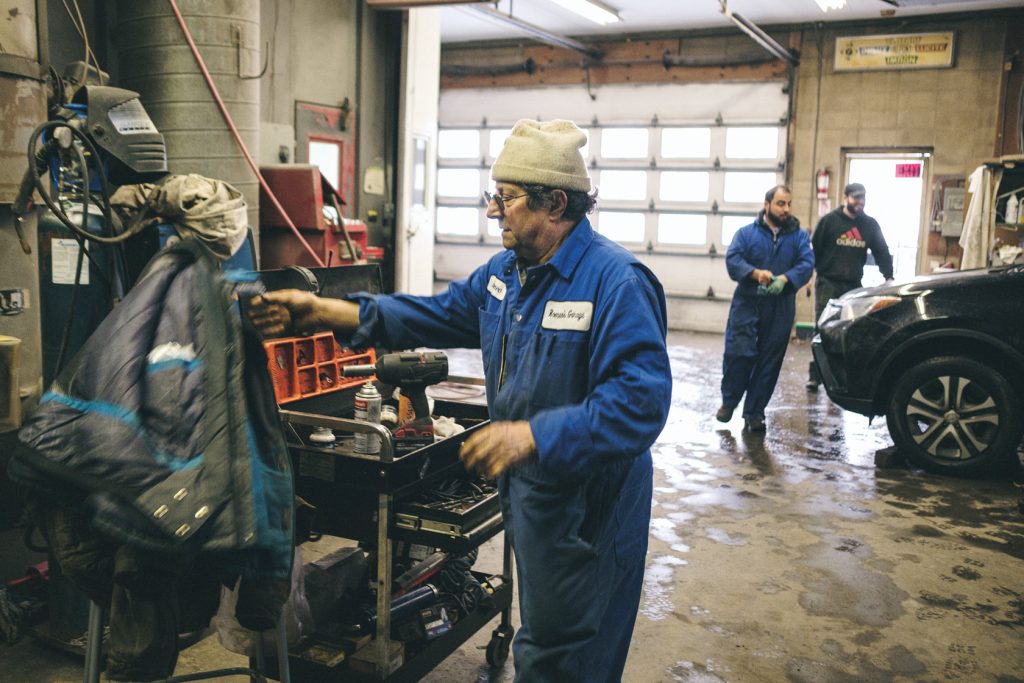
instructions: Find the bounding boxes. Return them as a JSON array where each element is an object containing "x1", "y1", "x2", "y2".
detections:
[
  {"x1": 489, "y1": 129, "x2": 511, "y2": 160},
  {"x1": 436, "y1": 207, "x2": 480, "y2": 236},
  {"x1": 437, "y1": 169, "x2": 481, "y2": 198},
  {"x1": 724, "y1": 172, "x2": 777, "y2": 203},
  {"x1": 438, "y1": 130, "x2": 480, "y2": 159},
  {"x1": 658, "y1": 214, "x2": 707, "y2": 245},
  {"x1": 600, "y1": 128, "x2": 648, "y2": 159},
  {"x1": 721, "y1": 215, "x2": 752, "y2": 246},
  {"x1": 659, "y1": 171, "x2": 710, "y2": 202},
  {"x1": 597, "y1": 212, "x2": 645, "y2": 243},
  {"x1": 661, "y1": 128, "x2": 711, "y2": 159},
  {"x1": 725, "y1": 127, "x2": 779, "y2": 159},
  {"x1": 598, "y1": 170, "x2": 647, "y2": 201}
]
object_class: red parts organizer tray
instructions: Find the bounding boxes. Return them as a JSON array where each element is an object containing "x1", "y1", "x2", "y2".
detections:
[{"x1": 263, "y1": 332, "x2": 375, "y2": 404}]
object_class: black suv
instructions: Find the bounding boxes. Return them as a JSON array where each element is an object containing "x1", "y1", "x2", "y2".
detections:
[{"x1": 812, "y1": 265, "x2": 1024, "y2": 475}]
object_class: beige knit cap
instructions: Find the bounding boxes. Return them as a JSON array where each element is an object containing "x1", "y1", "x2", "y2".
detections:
[{"x1": 491, "y1": 119, "x2": 591, "y2": 192}]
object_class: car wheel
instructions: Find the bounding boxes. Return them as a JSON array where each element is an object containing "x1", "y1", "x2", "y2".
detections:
[{"x1": 885, "y1": 356, "x2": 1022, "y2": 476}]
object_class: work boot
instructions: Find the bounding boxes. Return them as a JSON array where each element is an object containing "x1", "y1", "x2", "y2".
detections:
[
  {"x1": 807, "y1": 361, "x2": 820, "y2": 391},
  {"x1": 744, "y1": 416, "x2": 766, "y2": 433},
  {"x1": 715, "y1": 405, "x2": 734, "y2": 422}
]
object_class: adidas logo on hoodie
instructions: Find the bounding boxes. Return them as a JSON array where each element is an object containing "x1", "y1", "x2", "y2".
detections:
[{"x1": 836, "y1": 227, "x2": 866, "y2": 248}]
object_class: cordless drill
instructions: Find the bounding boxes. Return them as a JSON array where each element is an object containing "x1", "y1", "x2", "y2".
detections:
[{"x1": 343, "y1": 351, "x2": 448, "y2": 449}]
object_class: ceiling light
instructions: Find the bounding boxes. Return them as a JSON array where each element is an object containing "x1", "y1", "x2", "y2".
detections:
[
  {"x1": 813, "y1": 0, "x2": 847, "y2": 11},
  {"x1": 547, "y1": 0, "x2": 620, "y2": 26}
]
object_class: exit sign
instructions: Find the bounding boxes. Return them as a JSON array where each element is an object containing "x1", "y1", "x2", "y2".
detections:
[{"x1": 896, "y1": 163, "x2": 922, "y2": 178}]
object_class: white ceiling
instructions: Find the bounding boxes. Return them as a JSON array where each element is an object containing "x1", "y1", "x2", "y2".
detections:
[{"x1": 440, "y1": 0, "x2": 1023, "y2": 44}]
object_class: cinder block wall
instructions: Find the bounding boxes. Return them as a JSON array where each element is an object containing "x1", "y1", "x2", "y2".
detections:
[{"x1": 789, "y1": 15, "x2": 1007, "y2": 322}]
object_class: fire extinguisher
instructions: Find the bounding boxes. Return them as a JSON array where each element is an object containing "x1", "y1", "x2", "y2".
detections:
[
  {"x1": 816, "y1": 169, "x2": 832, "y2": 220},
  {"x1": 816, "y1": 169, "x2": 831, "y2": 199}
]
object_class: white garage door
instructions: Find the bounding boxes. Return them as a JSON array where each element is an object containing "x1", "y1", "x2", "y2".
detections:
[{"x1": 434, "y1": 81, "x2": 789, "y2": 332}]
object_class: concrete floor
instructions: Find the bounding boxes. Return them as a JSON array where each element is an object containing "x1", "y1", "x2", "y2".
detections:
[{"x1": 2, "y1": 331, "x2": 1023, "y2": 682}]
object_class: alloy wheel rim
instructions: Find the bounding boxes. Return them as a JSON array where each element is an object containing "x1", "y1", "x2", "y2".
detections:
[{"x1": 905, "y1": 374, "x2": 1000, "y2": 460}]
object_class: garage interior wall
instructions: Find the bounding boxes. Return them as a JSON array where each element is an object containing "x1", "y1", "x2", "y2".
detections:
[
  {"x1": 437, "y1": 11, "x2": 1020, "y2": 333},
  {"x1": 789, "y1": 13, "x2": 1011, "y2": 325},
  {"x1": 260, "y1": 0, "x2": 403, "y2": 287},
  {"x1": 40, "y1": 0, "x2": 402, "y2": 285}
]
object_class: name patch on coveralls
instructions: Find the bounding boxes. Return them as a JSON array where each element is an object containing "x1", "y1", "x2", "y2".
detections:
[
  {"x1": 487, "y1": 275, "x2": 507, "y2": 301},
  {"x1": 542, "y1": 301, "x2": 593, "y2": 331}
]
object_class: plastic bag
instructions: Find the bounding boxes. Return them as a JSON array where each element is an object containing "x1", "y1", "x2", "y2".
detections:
[{"x1": 213, "y1": 546, "x2": 312, "y2": 656}]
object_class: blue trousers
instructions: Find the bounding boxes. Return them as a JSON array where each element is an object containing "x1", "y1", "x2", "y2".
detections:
[
  {"x1": 499, "y1": 453, "x2": 653, "y2": 682},
  {"x1": 721, "y1": 292, "x2": 795, "y2": 420}
]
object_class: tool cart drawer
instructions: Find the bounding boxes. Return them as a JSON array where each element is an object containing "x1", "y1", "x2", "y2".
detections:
[{"x1": 393, "y1": 479, "x2": 502, "y2": 553}]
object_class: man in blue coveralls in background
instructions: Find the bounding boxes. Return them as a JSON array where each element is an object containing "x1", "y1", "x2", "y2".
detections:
[
  {"x1": 248, "y1": 119, "x2": 673, "y2": 682},
  {"x1": 716, "y1": 185, "x2": 814, "y2": 433}
]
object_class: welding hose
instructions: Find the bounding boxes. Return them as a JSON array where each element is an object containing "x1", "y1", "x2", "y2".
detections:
[
  {"x1": 25, "y1": 120, "x2": 151, "y2": 246},
  {"x1": 436, "y1": 549, "x2": 485, "y2": 616}
]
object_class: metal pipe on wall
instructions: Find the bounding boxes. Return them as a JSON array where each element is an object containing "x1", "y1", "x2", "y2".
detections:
[{"x1": 114, "y1": 0, "x2": 261, "y2": 232}]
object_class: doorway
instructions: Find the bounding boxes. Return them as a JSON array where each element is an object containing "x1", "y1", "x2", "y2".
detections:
[{"x1": 843, "y1": 150, "x2": 930, "y2": 286}]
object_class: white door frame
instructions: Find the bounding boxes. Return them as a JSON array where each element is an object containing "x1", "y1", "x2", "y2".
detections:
[{"x1": 841, "y1": 147, "x2": 933, "y2": 280}]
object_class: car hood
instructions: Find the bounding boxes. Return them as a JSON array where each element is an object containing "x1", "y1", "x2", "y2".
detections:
[{"x1": 837, "y1": 265, "x2": 1021, "y2": 301}]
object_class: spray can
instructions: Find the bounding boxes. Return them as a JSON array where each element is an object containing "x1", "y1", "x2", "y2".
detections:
[{"x1": 353, "y1": 382, "x2": 382, "y2": 454}]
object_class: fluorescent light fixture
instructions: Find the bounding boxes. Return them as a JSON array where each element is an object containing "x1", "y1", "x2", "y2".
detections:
[
  {"x1": 813, "y1": 0, "x2": 847, "y2": 11},
  {"x1": 547, "y1": 0, "x2": 620, "y2": 25}
]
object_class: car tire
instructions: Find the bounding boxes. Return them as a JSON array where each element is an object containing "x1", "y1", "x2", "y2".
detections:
[{"x1": 885, "y1": 355, "x2": 1022, "y2": 476}]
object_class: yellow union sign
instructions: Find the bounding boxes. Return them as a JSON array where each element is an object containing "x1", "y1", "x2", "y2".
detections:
[{"x1": 835, "y1": 32, "x2": 955, "y2": 71}]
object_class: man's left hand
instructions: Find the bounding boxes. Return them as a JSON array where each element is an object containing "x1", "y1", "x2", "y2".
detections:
[
  {"x1": 765, "y1": 275, "x2": 788, "y2": 295},
  {"x1": 459, "y1": 421, "x2": 536, "y2": 479}
]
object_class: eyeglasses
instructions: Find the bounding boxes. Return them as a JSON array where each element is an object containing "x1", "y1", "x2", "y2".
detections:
[{"x1": 483, "y1": 191, "x2": 529, "y2": 213}]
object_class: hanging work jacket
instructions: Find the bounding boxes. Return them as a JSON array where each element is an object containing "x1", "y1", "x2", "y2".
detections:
[{"x1": 10, "y1": 238, "x2": 293, "y2": 580}]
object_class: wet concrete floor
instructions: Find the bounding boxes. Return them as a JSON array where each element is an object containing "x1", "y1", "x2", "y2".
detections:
[{"x1": 3, "y1": 332, "x2": 1023, "y2": 682}]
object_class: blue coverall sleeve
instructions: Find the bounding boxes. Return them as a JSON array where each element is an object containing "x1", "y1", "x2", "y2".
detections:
[
  {"x1": 348, "y1": 265, "x2": 490, "y2": 350},
  {"x1": 725, "y1": 227, "x2": 755, "y2": 282},
  {"x1": 528, "y1": 269, "x2": 672, "y2": 481},
  {"x1": 782, "y1": 230, "x2": 815, "y2": 290}
]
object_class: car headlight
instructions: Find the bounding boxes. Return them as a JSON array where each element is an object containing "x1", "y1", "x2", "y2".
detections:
[
  {"x1": 839, "y1": 295, "x2": 901, "y2": 321},
  {"x1": 818, "y1": 300, "x2": 842, "y2": 326}
]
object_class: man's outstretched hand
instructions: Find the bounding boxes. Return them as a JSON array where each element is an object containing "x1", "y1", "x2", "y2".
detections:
[
  {"x1": 459, "y1": 421, "x2": 536, "y2": 480},
  {"x1": 247, "y1": 289, "x2": 324, "y2": 337}
]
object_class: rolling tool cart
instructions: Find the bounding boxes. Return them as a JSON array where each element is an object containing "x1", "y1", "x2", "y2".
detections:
[{"x1": 255, "y1": 265, "x2": 515, "y2": 681}]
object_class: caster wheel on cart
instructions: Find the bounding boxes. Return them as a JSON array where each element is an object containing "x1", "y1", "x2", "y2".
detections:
[{"x1": 486, "y1": 624, "x2": 514, "y2": 668}]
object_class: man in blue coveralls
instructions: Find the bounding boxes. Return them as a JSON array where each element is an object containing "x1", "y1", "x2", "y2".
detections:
[
  {"x1": 248, "y1": 119, "x2": 673, "y2": 682},
  {"x1": 716, "y1": 185, "x2": 814, "y2": 433}
]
